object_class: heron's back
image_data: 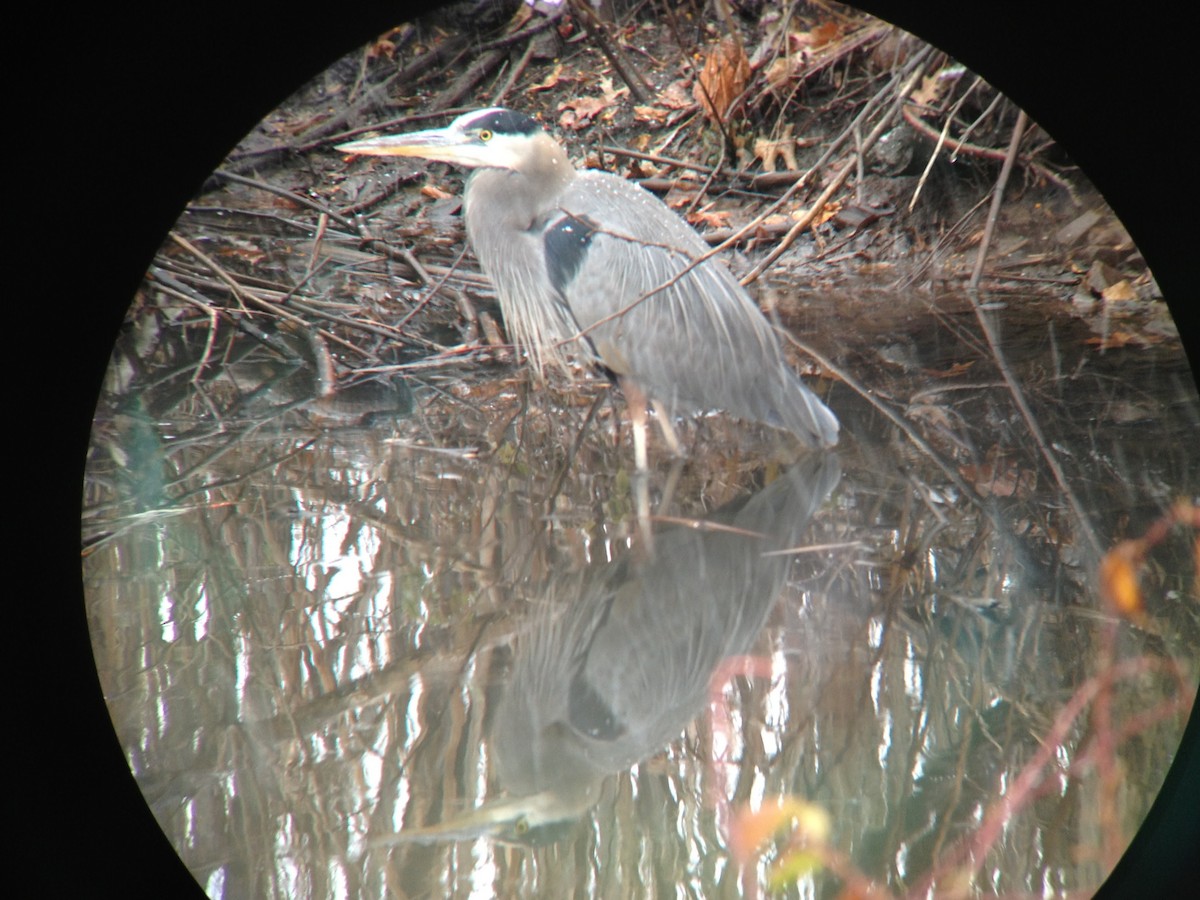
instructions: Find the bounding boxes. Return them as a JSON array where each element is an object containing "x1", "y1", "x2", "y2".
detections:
[{"x1": 555, "y1": 171, "x2": 838, "y2": 447}]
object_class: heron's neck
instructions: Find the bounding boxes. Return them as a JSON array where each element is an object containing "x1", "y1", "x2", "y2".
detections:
[
  {"x1": 468, "y1": 133, "x2": 575, "y2": 230},
  {"x1": 519, "y1": 132, "x2": 575, "y2": 195}
]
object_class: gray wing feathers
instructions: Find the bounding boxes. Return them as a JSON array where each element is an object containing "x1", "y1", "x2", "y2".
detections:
[{"x1": 558, "y1": 171, "x2": 838, "y2": 447}]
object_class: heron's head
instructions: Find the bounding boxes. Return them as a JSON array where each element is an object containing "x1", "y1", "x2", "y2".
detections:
[{"x1": 336, "y1": 107, "x2": 557, "y2": 173}]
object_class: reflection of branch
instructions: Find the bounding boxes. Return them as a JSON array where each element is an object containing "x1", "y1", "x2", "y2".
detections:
[
  {"x1": 782, "y1": 332, "x2": 994, "y2": 524},
  {"x1": 912, "y1": 654, "x2": 1193, "y2": 896},
  {"x1": 968, "y1": 294, "x2": 1104, "y2": 560}
]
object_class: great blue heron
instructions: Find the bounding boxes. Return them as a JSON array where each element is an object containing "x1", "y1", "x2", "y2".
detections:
[
  {"x1": 336, "y1": 108, "x2": 839, "y2": 458},
  {"x1": 370, "y1": 452, "x2": 841, "y2": 846}
]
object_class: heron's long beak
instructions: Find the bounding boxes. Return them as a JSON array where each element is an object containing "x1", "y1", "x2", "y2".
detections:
[
  {"x1": 336, "y1": 127, "x2": 487, "y2": 167},
  {"x1": 368, "y1": 781, "x2": 601, "y2": 848}
]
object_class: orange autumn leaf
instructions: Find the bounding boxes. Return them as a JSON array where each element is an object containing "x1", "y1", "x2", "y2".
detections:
[
  {"x1": 909, "y1": 73, "x2": 946, "y2": 110},
  {"x1": 634, "y1": 105, "x2": 668, "y2": 125},
  {"x1": 1085, "y1": 330, "x2": 1140, "y2": 350},
  {"x1": 728, "y1": 797, "x2": 830, "y2": 865},
  {"x1": 1098, "y1": 541, "x2": 1145, "y2": 619},
  {"x1": 1101, "y1": 279, "x2": 1137, "y2": 301},
  {"x1": 558, "y1": 95, "x2": 611, "y2": 130},
  {"x1": 687, "y1": 207, "x2": 732, "y2": 229},
  {"x1": 528, "y1": 63, "x2": 566, "y2": 94},
  {"x1": 807, "y1": 20, "x2": 843, "y2": 48},
  {"x1": 694, "y1": 38, "x2": 750, "y2": 124},
  {"x1": 923, "y1": 360, "x2": 976, "y2": 378}
]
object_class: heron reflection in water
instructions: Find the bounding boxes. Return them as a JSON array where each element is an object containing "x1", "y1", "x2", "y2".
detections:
[
  {"x1": 375, "y1": 451, "x2": 840, "y2": 846},
  {"x1": 337, "y1": 108, "x2": 838, "y2": 470}
]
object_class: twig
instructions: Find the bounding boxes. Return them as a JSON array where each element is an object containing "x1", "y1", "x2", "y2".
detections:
[
  {"x1": 902, "y1": 104, "x2": 1075, "y2": 197},
  {"x1": 543, "y1": 386, "x2": 609, "y2": 511},
  {"x1": 558, "y1": 46, "x2": 935, "y2": 347},
  {"x1": 211, "y1": 170, "x2": 357, "y2": 231},
  {"x1": 568, "y1": 0, "x2": 652, "y2": 103},
  {"x1": 599, "y1": 145, "x2": 719, "y2": 177},
  {"x1": 436, "y1": 48, "x2": 510, "y2": 111},
  {"x1": 739, "y1": 64, "x2": 920, "y2": 285},
  {"x1": 966, "y1": 285, "x2": 1104, "y2": 561},
  {"x1": 492, "y1": 35, "x2": 537, "y2": 106},
  {"x1": 912, "y1": 654, "x2": 1192, "y2": 896},
  {"x1": 780, "y1": 331, "x2": 1000, "y2": 530},
  {"x1": 969, "y1": 109, "x2": 1026, "y2": 288}
]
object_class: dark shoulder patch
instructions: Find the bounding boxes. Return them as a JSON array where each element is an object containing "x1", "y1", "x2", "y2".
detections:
[
  {"x1": 544, "y1": 213, "x2": 600, "y2": 296},
  {"x1": 470, "y1": 108, "x2": 540, "y2": 136},
  {"x1": 568, "y1": 671, "x2": 626, "y2": 740}
]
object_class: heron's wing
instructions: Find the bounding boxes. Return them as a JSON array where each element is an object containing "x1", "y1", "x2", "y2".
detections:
[
  {"x1": 550, "y1": 171, "x2": 838, "y2": 446},
  {"x1": 465, "y1": 168, "x2": 596, "y2": 375}
]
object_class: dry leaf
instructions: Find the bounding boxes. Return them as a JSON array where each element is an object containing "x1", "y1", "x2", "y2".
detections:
[
  {"x1": 923, "y1": 360, "x2": 976, "y2": 378},
  {"x1": 764, "y1": 56, "x2": 797, "y2": 92},
  {"x1": 217, "y1": 239, "x2": 265, "y2": 266},
  {"x1": 909, "y1": 73, "x2": 945, "y2": 110},
  {"x1": 805, "y1": 199, "x2": 842, "y2": 228},
  {"x1": 694, "y1": 38, "x2": 750, "y2": 124},
  {"x1": 1099, "y1": 541, "x2": 1145, "y2": 619},
  {"x1": 787, "y1": 20, "x2": 842, "y2": 51},
  {"x1": 597, "y1": 75, "x2": 628, "y2": 105},
  {"x1": 753, "y1": 125, "x2": 800, "y2": 171},
  {"x1": 367, "y1": 27, "x2": 405, "y2": 61},
  {"x1": 687, "y1": 207, "x2": 731, "y2": 229},
  {"x1": 728, "y1": 797, "x2": 831, "y2": 866},
  {"x1": 558, "y1": 96, "x2": 611, "y2": 130},
  {"x1": 528, "y1": 63, "x2": 565, "y2": 94},
  {"x1": 659, "y1": 79, "x2": 694, "y2": 110},
  {"x1": 1085, "y1": 330, "x2": 1140, "y2": 350},
  {"x1": 633, "y1": 105, "x2": 668, "y2": 124},
  {"x1": 420, "y1": 184, "x2": 453, "y2": 200},
  {"x1": 960, "y1": 449, "x2": 1035, "y2": 498},
  {"x1": 767, "y1": 21, "x2": 842, "y2": 90},
  {"x1": 808, "y1": 20, "x2": 842, "y2": 48},
  {"x1": 664, "y1": 185, "x2": 700, "y2": 210},
  {"x1": 1101, "y1": 280, "x2": 1137, "y2": 302}
]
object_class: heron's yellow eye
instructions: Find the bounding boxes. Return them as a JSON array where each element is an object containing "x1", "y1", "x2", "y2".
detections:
[
  {"x1": 479, "y1": 129, "x2": 493, "y2": 142},
  {"x1": 514, "y1": 816, "x2": 529, "y2": 835}
]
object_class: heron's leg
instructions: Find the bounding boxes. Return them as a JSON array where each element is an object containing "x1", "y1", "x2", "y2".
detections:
[
  {"x1": 658, "y1": 458, "x2": 684, "y2": 516},
  {"x1": 620, "y1": 377, "x2": 650, "y2": 474},
  {"x1": 650, "y1": 402, "x2": 684, "y2": 457},
  {"x1": 620, "y1": 376, "x2": 655, "y2": 553}
]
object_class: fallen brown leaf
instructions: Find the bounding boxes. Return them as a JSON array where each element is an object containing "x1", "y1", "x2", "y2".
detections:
[
  {"x1": 753, "y1": 124, "x2": 800, "y2": 171},
  {"x1": 558, "y1": 96, "x2": 611, "y2": 130},
  {"x1": 527, "y1": 63, "x2": 566, "y2": 94},
  {"x1": 909, "y1": 73, "x2": 945, "y2": 110},
  {"x1": 960, "y1": 448, "x2": 1035, "y2": 498},
  {"x1": 1084, "y1": 330, "x2": 1140, "y2": 350},
  {"x1": 1101, "y1": 280, "x2": 1137, "y2": 302},
  {"x1": 664, "y1": 185, "x2": 701, "y2": 210},
  {"x1": 763, "y1": 56, "x2": 797, "y2": 92},
  {"x1": 659, "y1": 79, "x2": 694, "y2": 110},
  {"x1": 923, "y1": 360, "x2": 976, "y2": 378},
  {"x1": 634, "y1": 105, "x2": 668, "y2": 125},
  {"x1": 694, "y1": 38, "x2": 750, "y2": 124},
  {"x1": 687, "y1": 207, "x2": 731, "y2": 229},
  {"x1": 597, "y1": 75, "x2": 627, "y2": 105}
]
